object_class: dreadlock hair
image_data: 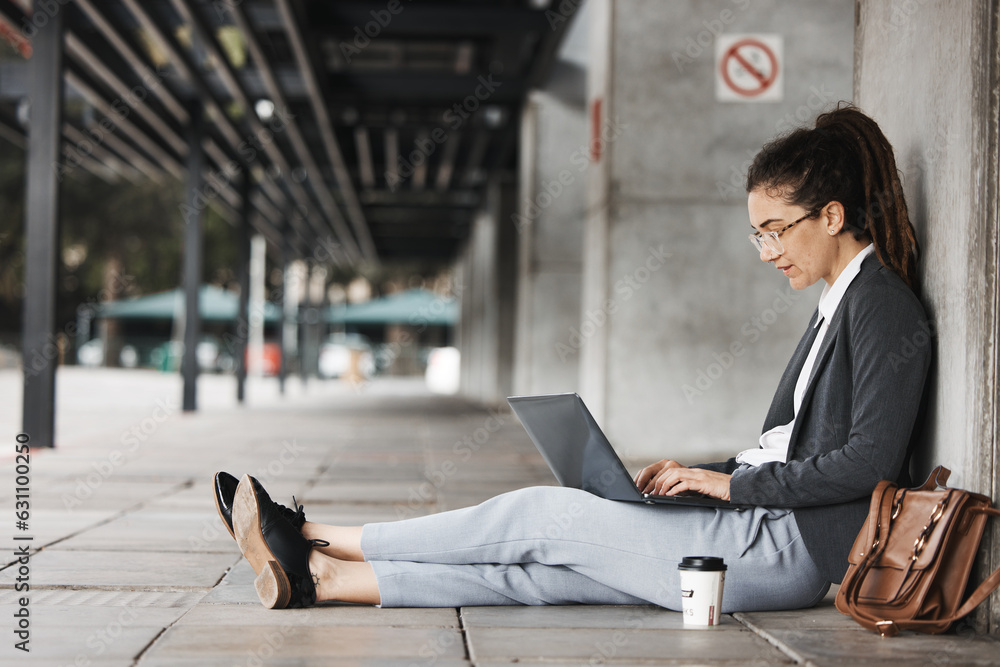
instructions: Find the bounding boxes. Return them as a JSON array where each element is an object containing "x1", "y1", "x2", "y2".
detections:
[{"x1": 745, "y1": 103, "x2": 919, "y2": 288}]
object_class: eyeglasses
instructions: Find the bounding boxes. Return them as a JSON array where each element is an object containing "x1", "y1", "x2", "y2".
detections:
[{"x1": 748, "y1": 210, "x2": 818, "y2": 255}]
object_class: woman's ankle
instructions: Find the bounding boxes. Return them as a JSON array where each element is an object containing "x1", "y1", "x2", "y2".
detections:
[
  {"x1": 301, "y1": 522, "x2": 365, "y2": 561},
  {"x1": 309, "y1": 551, "x2": 380, "y2": 605}
]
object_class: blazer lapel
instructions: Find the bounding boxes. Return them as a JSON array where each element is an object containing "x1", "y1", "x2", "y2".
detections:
[
  {"x1": 762, "y1": 308, "x2": 821, "y2": 432},
  {"x1": 787, "y1": 254, "x2": 882, "y2": 452}
]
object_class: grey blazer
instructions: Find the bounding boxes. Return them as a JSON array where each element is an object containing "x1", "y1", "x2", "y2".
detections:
[{"x1": 695, "y1": 253, "x2": 931, "y2": 583}]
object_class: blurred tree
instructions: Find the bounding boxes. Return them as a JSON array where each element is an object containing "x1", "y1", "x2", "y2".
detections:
[
  {"x1": 0, "y1": 141, "x2": 25, "y2": 342},
  {"x1": 0, "y1": 142, "x2": 240, "y2": 349}
]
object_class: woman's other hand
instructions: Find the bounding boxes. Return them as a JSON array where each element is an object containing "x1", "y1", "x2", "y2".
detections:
[
  {"x1": 634, "y1": 459, "x2": 685, "y2": 493},
  {"x1": 647, "y1": 467, "x2": 732, "y2": 501}
]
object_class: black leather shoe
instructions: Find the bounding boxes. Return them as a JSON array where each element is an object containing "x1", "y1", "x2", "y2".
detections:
[
  {"x1": 213, "y1": 472, "x2": 307, "y2": 539},
  {"x1": 233, "y1": 474, "x2": 329, "y2": 609}
]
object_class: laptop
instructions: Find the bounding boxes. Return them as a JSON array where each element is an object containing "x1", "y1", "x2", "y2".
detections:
[{"x1": 507, "y1": 393, "x2": 746, "y2": 509}]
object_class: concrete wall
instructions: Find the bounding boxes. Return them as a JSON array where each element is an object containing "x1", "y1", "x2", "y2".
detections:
[
  {"x1": 513, "y1": 91, "x2": 588, "y2": 395},
  {"x1": 854, "y1": 0, "x2": 999, "y2": 632},
  {"x1": 581, "y1": 0, "x2": 854, "y2": 461}
]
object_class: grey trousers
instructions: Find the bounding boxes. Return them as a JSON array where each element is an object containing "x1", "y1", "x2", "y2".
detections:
[{"x1": 361, "y1": 486, "x2": 830, "y2": 610}]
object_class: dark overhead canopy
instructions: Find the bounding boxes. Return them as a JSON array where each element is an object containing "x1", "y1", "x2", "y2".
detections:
[{"x1": 0, "y1": 0, "x2": 579, "y2": 266}]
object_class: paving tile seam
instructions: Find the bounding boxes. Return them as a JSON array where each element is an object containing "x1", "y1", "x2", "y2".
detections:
[
  {"x1": 731, "y1": 613, "x2": 807, "y2": 665},
  {"x1": 0, "y1": 477, "x2": 199, "y2": 569},
  {"x1": 130, "y1": 624, "x2": 172, "y2": 665},
  {"x1": 456, "y1": 606, "x2": 473, "y2": 663},
  {"x1": 121, "y1": 559, "x2": 242, "y2": 664},
  {"x1": 43, "y1": 547, "x2": 239, "y2": 554},
  {"x1": 0, "y1": 584, "x2": 215, "y2": 593}
]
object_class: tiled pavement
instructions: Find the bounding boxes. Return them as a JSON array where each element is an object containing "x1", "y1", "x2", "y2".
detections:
[{"x1": 0, "y1": 367, "x2": 997, "y2": 666}]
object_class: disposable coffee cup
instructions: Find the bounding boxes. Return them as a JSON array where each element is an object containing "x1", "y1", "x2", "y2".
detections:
[{"x1": 678, "y1": 556, "x2": 727, "y2": 626}]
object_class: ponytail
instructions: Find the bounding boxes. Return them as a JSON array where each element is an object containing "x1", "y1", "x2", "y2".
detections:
[{"x1": 746, "y1": 104, "x2": 919, "y2": 287}]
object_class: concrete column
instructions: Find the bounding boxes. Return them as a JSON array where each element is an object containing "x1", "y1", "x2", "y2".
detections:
[
  {"x1": 855, "y1": 0, "x2": 999, "y2": 633},
  {"x1": 581, "y1": 0, "x2": 853, "y2": 461},
  {"x1": 513, "y1": 90, "x2": 587, "y2": 395},
  {"x1": 457, "y1": 177, "x2": 517, "y2": 404}
]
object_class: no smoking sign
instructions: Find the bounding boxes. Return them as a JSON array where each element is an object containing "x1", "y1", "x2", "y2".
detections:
[{"x1": 716, "y1": 34, "x2": 783, "y2": 102}]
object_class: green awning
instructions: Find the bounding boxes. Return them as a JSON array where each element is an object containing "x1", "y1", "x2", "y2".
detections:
[
  {"x1": 326, "y1": 288, "x2": 457, "y2": 326},
  {"x1": 96, "y1": 286, "x2": 281, "y2": 322}
]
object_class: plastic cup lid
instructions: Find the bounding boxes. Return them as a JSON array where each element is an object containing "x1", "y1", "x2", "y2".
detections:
[{"x1": 678, "y1": 556, "x2": 727, "y2": 571}]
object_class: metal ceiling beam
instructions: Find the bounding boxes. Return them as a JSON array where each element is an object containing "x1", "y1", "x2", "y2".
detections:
[
  {"x1": 61, "y1": 141, "x2": 120, "y2": 184},
  {"x1": 310, "y1": 4, "x2": 550, "y2": 34},
  {"x1": 276, "y1": 0, "x2": 378, "y2": 263},
  {"x1": 360, "y1": 188, "x2": 480, "y2": 208},
  {"x1": 63, "y1": 123, "x2": 144, "y2": 184},
  {"x1": 225, "y1": 0, "x2": 363, "y2": 265},
  {"x1": 461, "y1": 130, "x2": 490, "y2": 188},
  {"x1": 384, "y1": 127, "x2": 399, "y2": 190},
  {"x1": 204, "y1": 136, "x2": 307, "y2": 253},
  {"x1": 65, "y1": 67, "x2": 185, "y2": 180},
  {"x1": 72, "y1": 0, "x2": 190, "y2": 125},
  {"x1": 354, "y1": 126, "x2": 376, "y2": 189},
  {"x1": 202, "y1": 138, "x2": 309, "y2": 257},
  {"x1": 435, "y1": 131, "x2": 461, "y2": 192},
  {"x1": 411, "y1": 129, "x2": 429, "y2": 191},
  {"x1": 82, "y1": 116, "x2": 168, "y2": 183},
  {"x1": 171, "y1": 0, "x2": 353, "y2": 265},
  {"x1": 116, "y1": 0, "x2": 303, "y2": 244},
  {"x1": 65, "y1": 31, "x2": 188, "y2": 157},
  {"x1": 319, "y1": 73, "x2": 524, "y2": 104}
]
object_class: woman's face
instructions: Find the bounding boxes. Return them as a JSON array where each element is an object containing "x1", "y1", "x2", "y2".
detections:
[{"x1": 747, "y1": 189, "x2": 841, "y2": 290}]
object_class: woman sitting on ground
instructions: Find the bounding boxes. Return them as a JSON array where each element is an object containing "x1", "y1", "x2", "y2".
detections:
[{"x1": 213, "y1": 104, "x2": 930, "y2": 612}]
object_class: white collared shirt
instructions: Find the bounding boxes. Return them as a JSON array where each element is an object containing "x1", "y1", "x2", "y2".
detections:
[{"x1": 735, "y1": 243, "x2": 876, "y2": 467}]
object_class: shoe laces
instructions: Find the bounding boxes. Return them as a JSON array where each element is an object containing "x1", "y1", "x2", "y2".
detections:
[{"x1": 287, "y1": 495, "x2": 306, "y2": 525}]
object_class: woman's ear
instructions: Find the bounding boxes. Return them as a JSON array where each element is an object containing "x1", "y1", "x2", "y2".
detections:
[{"x1": 823, "y1": 201, "x2": 846, "y2": 235}]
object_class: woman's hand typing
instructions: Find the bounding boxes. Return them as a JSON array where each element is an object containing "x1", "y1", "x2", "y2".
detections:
[{"x1": 635, "y1": 459, "x2": 732, "y2": 501}]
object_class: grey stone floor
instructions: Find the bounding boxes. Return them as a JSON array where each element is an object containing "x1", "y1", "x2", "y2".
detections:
[{"x1": 0, "y1": 367, "x2": 997, "y2": 666}]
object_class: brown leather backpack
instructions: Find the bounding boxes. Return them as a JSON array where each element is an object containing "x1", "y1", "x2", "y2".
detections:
[{"x1": 835, "y1": 466, "x2": 1000, "y2": 636}]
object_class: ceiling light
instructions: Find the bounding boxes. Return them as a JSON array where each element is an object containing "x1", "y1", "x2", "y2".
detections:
[{"x1": 254, "y1": 99, "x2": 275, "y2": 121}]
